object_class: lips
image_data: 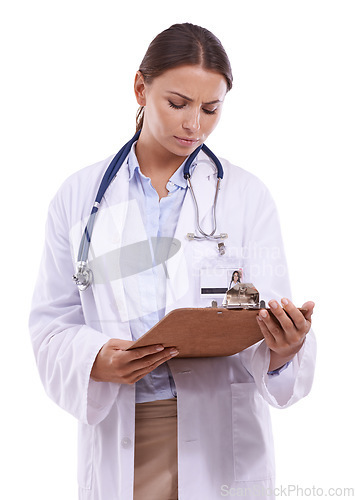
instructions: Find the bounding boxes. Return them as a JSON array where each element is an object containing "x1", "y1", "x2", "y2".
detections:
[{"x1": 174, "y1": 136, "x2": 199, "y2": 147}]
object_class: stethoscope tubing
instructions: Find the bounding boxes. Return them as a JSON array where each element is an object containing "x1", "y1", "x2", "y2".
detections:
[
  {"x1": 77, "y1": 130, "x2": 141, "y2": 263},
  {"x1": 186, "y1": 176, "x2": 226, "y2": 240},
  {"x1": 74, "y1": 132, "x2": 227, "y2": 289}
]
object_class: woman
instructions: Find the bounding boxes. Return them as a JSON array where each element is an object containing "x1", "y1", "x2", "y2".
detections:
[
  {"x1": 229, "y1": 269, "x2": 242, "y2": 288},
  {"x1": 29, "y1": 23, "x2": 316, "y2": 500}
]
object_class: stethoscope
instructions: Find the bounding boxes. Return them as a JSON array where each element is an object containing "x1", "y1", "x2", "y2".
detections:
[{"x1": 73, "y1": 130, "x2": 228, "y2": 291}]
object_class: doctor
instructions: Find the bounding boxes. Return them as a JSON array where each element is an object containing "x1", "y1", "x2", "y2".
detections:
[{"x1": 29, "y1": 23, "x2": 316, "y2": 500}]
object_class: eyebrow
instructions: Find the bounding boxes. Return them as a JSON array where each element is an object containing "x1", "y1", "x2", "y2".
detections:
[{"x1": 167, "y1": 91, "x2": 222, "y2": 105}]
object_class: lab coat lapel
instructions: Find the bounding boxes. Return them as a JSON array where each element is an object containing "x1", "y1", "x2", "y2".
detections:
[
  {"x1": 102, "y1": 158, "x2": 130, "y2": 210},
  {"x1": 89, "y1": 160, "x2": 135, "y2": 331}
]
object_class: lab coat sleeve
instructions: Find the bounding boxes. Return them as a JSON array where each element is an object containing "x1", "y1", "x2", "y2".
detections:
[
  {"x1": 238, "y1": 177, "x2": 316, "y2": 408},
  {"x1": 29, "y1": 190, "x2": 119, "y2": 425},
  {"x1": 240, "y1": 332, "x2": 316, "y2": 408}
]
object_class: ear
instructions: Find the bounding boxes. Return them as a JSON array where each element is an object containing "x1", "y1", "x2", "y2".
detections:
[{"x1": 134, "y1": 71, "x2": 147, "y2": 106}]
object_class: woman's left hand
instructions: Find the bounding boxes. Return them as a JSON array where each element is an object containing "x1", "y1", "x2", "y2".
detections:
[{"x1": 256, "y1": 298, "x2": 315, "y2": 372}]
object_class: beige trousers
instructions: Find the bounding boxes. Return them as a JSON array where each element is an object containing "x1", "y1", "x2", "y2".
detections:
[{"x1": 134, "y1": 398, "x2": 178, "y2": 500}]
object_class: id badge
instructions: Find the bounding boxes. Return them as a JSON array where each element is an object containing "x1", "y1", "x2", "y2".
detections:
[{"x1": 200, "y1": 267, "x2": 244, "y2": 305}]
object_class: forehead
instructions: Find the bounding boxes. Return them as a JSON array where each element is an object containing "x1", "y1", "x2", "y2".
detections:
[{"x1": 148, "y1": 65, "x2": 228, "y2": 101}]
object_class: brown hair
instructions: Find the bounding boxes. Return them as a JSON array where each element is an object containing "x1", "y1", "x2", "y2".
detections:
[{"x1": 136, "y1": 23, "x2": 233, "y2": 132}]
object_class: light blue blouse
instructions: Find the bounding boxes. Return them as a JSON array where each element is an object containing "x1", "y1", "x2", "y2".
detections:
[{"x1": 126, "y1": 143, "x2": 190, "y2": 403}]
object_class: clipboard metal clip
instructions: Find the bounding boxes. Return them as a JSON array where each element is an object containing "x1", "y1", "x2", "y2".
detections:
[{"x1": 223, "y1": 283, "x2": 265, "y2": 310}]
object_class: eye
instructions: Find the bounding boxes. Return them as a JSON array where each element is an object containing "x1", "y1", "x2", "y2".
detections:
[
  {"x1": 168, "y1": 100, "x2": 185, "y2": 110},
  {"x1": 202, "y1": 108, "x2": 217, "y2": 115},
  {"x1": 168, "y1": 100, "x2": 218, "y2": 115}
]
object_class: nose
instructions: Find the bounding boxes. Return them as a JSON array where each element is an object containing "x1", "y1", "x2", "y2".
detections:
[{"x1": 182, "y1": 108, "x2": 201, "y2": 132}]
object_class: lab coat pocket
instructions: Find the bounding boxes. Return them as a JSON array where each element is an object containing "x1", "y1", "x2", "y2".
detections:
[
  {"x1": 231, "y1": 383, "x2": 274, "y2": 481},
  {"x1": 77, "y1": 423, "x2": 94, "y2": 490}
]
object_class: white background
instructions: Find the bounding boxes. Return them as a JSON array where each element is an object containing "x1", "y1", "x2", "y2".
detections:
[{"x1": 1, "y1": 0, "x2": 354, "y2": 498}]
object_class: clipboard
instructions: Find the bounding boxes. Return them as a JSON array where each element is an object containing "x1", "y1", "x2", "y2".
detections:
[{"x1": 126, "y1": 307, "x2": 307, "y2": 358}]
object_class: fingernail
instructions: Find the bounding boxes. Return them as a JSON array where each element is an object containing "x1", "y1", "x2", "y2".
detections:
[
  {"x1": 281, "y1": 298, "x2": 289, "y2": 306},
  {"x1": 170, "y1": 348, "x2": 179, "y2": 356},
  {"x1": 260, "y1": 309, "x2": 268, "y2": 318},
  {"x1": 155, "y1": 345, "x2": 164, "y2": 351},
  {"x1": 269, "y1": 300, "x2": 278, "y2": 309}
]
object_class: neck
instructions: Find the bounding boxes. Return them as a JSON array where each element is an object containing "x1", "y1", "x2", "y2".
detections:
[{"x1": 135, "y1": 130, "x2": 188, "y2": 181}]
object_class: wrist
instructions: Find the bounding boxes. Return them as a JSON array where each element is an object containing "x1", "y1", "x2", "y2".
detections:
[
  {"x1": 268, "y1": 351, "x2": 294, "y2": 373},
  {"x1": 268, "y1": 337, "x2": 306, "y2": 372}
]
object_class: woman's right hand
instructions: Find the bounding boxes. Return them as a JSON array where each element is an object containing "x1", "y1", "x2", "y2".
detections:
[{"x1": 90, "y1": 339, "x2": 179, "y2": 384}]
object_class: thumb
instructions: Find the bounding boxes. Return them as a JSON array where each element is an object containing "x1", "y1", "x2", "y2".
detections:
[
  {"x1": 107, "y1": 338, "x2": 135, "y2": 350},
  {"x1": 301, "y1": 301, "x2": 315, "y2": 322}
]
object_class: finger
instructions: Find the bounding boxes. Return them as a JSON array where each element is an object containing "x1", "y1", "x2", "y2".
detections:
[
  {"x1": 129, "y1": 346, "x2": 179, "y2": 369},
  {"x1": 256, "y1": 314, "x2": 277, "y2": 348},
  {"x1": 268, "y1": 300, "x2": 294, "y2": 333},
  {"x1": 301, "y1": 301, "x2": 315, "y2": 322},
  {"x1": 106, "y1": 339, "x2": 169, "y2": 355},
  {"x1": 258, "y1": 308, "x2": 286, "y2": 344},
  {"x1": 125, "y1": 344, "x2": 170, "y2": 360},
  {"x1": 125, "y1": 348, "x2": 179, "y2": 383},
  {"x1": 280, "y1": 298, "x2": 309, "y2": 331}
]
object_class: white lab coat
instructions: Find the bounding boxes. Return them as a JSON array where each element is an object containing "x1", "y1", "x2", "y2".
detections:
[{"x1": 29, "y1": 149, "x2": 316, "y2": 500}]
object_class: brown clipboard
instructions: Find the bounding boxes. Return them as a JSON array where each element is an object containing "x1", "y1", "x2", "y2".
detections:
[{"x1": 126, "y1": 307, "x2": 306, "y2": 358}]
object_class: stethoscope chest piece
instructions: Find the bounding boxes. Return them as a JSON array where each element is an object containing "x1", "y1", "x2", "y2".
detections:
[
  {"x1": 218, "y1": 242, "x2": 226, "y2": 256},
  {"x1": 72, "y1": 262, "x2": 93, "y2": 291}
]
